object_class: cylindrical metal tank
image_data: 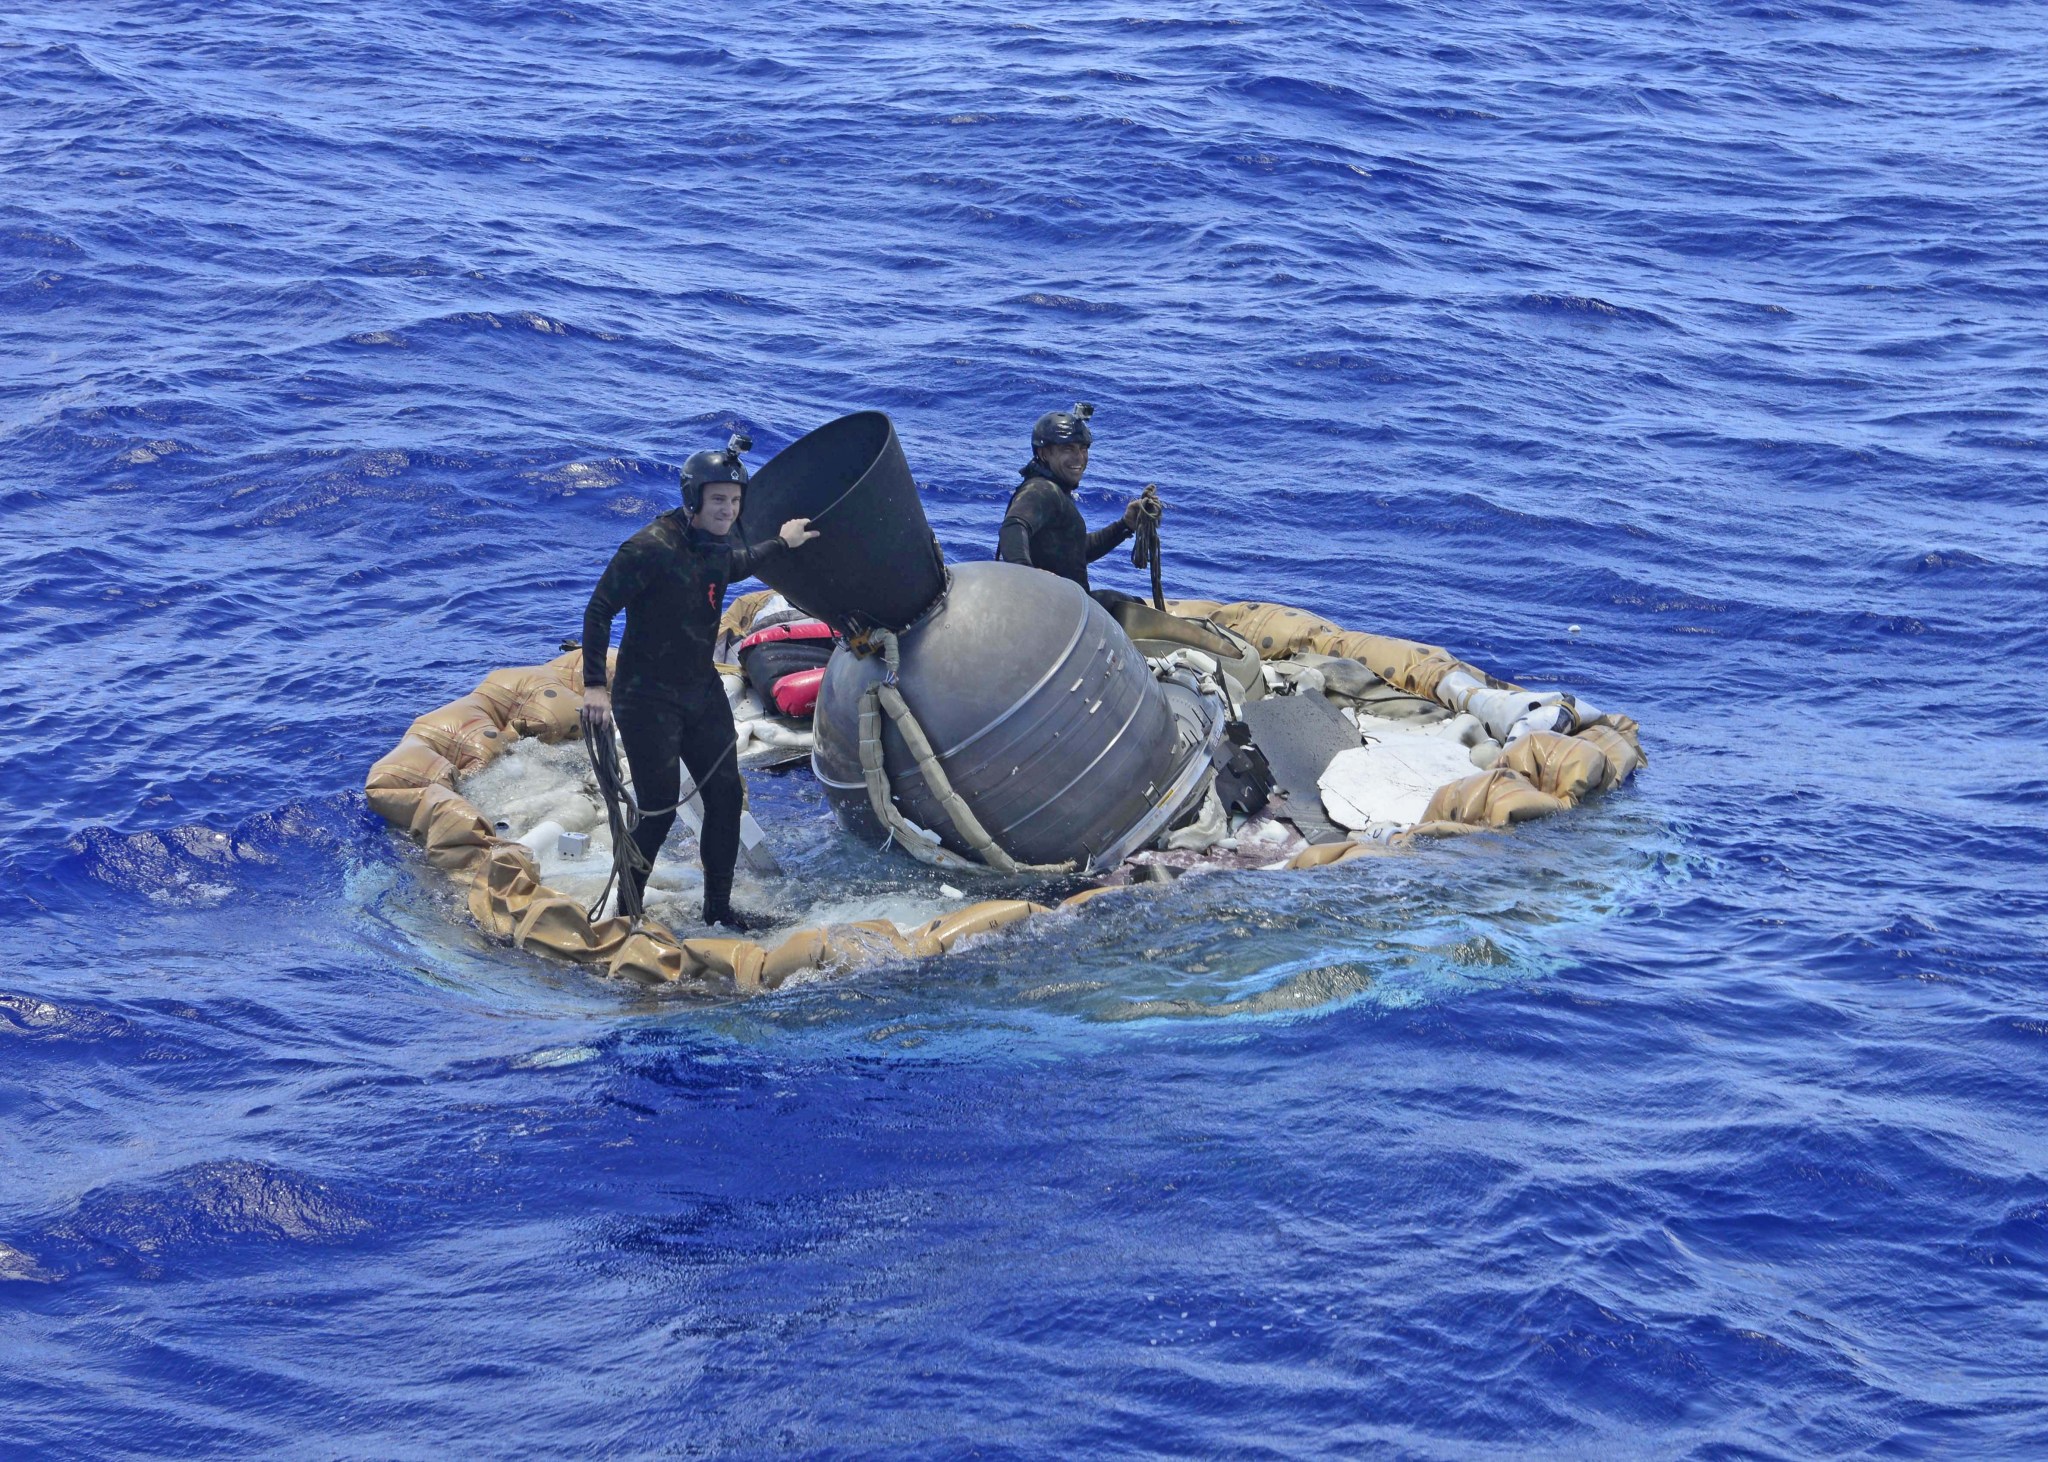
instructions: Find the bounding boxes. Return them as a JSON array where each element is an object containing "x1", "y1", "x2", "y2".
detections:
[
  {"x1": 742, "y1": 412, "x2": 1222, "y2": 873},
  {"x1": 810, "y1": 561, "x2": 1220, "y2": 870}
]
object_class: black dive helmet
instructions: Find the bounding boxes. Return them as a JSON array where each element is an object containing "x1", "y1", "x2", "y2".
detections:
[
  {"x1": 681, "y1": 431, "x2": 753, "y2": 511},
  {"x1": 1032, "y1": 401, "x2": 1094, "y2": 450}
]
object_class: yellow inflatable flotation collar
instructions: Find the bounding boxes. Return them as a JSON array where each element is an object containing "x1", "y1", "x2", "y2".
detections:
[{"x1": 364, "y1": 592, "x2": 1645, "y2": 995}]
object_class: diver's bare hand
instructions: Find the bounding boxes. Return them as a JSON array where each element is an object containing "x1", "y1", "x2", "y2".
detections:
[
  {"x1": 580, "y1": 684, "x2": 613, "y2": 733},
  {"x1": 780, "y1": 517, "x2": 821, "y2": 548},
  {"x1": 1123, "y1": 489, "x2": 1162, "y2": 529}
]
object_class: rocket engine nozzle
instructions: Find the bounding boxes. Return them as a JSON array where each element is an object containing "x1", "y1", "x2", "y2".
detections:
[{"x1": 740, "y1": 411, "x2": 947, "y2": 634}]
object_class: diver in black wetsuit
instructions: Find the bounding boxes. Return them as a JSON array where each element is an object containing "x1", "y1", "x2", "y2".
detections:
[
  {"x1": 580, "y1": 437, "x2": 820, "y2": 930},
  {"x1": 996, "y1": 403, "x2": 1161, "y2": 605}
]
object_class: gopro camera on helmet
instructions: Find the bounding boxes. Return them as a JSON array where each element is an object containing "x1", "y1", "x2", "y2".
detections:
[
  {"x1": 681, "y1": 431, "x2": 754, "y2": 511},
  {"x1": 1032, "y1": 401, "x2": 1096, "y2": 450}
]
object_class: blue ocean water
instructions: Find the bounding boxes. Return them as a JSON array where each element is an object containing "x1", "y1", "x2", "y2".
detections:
[{"x1": 5, "y1": 0, "x2": 2047, "y2": 1453}]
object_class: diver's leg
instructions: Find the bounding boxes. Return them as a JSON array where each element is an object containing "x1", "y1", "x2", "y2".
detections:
[
  {"x1": 612, "y1": 694, "x2": 682, "y2": 906},
  {"x1": 676, "y1": 685, "x2": 743, "y2": 924}
]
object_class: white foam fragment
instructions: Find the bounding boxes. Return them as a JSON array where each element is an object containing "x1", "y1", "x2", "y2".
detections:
[
  {"x1": 549, "y1": 795, "x2": 601, "y2": 833},
  {"x1": 1319, "y1": 720, "x2": 1480, "y2": 830},
  {"x1": 515, "y1": 819, "x2": 568, "y2": 859},
  {"x1": 458, "y1": 733, "x2": 965, "y2": 939},
  {"x1": 749, "y1": 719, "x2": 814, "y2": 750},
  {"x1": 463, "y1": 739, "x2": 593, "y2": 835}
]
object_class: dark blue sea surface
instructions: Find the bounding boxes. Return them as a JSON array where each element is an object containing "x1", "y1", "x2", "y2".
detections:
[{"x1": 5, "y1": 1, "x2": 2046, "y2": 1454}]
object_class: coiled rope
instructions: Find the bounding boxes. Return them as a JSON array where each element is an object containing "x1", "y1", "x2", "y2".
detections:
[
  {"x1": 1128, "y1": 483, "x2": 1165, "y2": 611},
  {"x1": 579, "y1": 713, "x2": 737, "y2": 922}
]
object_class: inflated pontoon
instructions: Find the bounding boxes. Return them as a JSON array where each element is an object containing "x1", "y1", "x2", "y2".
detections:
[{"x1": 366, "y1": 413, "x2": 1644, "y2": 993}]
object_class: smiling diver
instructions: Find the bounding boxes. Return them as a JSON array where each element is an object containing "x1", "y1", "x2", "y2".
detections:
[
  {"x1": 580, "y1": 434, "x2": 820, "y2": 931},
  {"x1": 996, "y1": 403, "x2": 1163, "y2": 611}
]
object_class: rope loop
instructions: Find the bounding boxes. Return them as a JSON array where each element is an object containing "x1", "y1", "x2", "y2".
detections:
[
  {"x1": 582, "y1": 715, "x2": 650, "y2": 924},
  {"x1": 1128, "y1": 483, "x2": 1165, "y2": 610}
]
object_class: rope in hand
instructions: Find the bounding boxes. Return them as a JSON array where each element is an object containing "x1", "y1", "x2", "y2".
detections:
[
  {"x1": 581, "y1": 713, "x2": 649, "y2": 924},
  {"x1": 1128, "y1": 483, "x2": 1164, "y2": 611}
]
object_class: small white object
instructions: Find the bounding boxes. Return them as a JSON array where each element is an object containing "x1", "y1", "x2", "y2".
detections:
[
  {"x1": 1506, "y1": 701, "x2": 1578, "y2": 743},
  {"x1": 1259, "y1": 660, "x2": 1326, "y2": 698},
  {"x1": 940, "y1": 883, "x2": 965, "y2": 899},
  {"x1": 516, "y1": 819, "x2": 567, "y2": 859},
  {"x1": 1461, "y1": 685, "x2": 1563, "y2": 741},
  {"x1": 1568, "y1": 624, "x2": 1581, "y2": 634},
  {"x1": 750, "y1": 719, "x2": 815, "y2": 749},
  {"x1": 1164, "y1": 785, "x2": 1229, "y2": 851},
  {"x1": 557, "y1": 831, "x2": 590, "y2": 859},
  {"x1": 1157, "y1": 648, "x2": 1220, "y2": 685},
  {"x1": 1294, "y1": 665, "x2": 1328, "y2": 698},
  {"x1": 1435, "y1": 669, "x2": 1483, "y2": 708}
]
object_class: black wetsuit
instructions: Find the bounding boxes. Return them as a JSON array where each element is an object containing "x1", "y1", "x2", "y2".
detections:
[
  {"x1": 996, "y1": 461, "x2": 1132, "y2": 595},
  {"x1": 583, "y1": 509, "x2": 786, "y2": 916}
]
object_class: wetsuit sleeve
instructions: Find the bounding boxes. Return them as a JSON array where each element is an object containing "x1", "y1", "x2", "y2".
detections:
[
  {"x1": 726, "y1": 536, "x2": 788, "y2": 584},
  {"x1": 1085, "y1": 516, "x2": 1134, "y2": 563},
  {"x1": 582, "y1": 536, "x2": 654, "y2": 688},
  {"x1": 998, "y1": 482, "x2": 1053, "y2": 566},
  {"x1": 997, "y1": 516, "x2": 1033, "y2": 565}
]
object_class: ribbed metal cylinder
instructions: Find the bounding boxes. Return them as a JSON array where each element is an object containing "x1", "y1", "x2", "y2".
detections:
[{"x1": 811, "y1": 561, "x2": 1220, "y2": 871}]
